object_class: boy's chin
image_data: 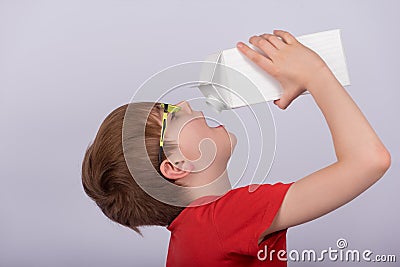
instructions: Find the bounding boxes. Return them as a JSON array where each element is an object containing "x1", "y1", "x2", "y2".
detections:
[{"x1": 228, "y1": 132, "x2": 237, "y2": 152}]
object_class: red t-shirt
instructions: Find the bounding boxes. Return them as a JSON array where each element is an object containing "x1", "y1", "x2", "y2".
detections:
[{"x1": 166, "y1": 182, "x2": 294, "y2": 267}]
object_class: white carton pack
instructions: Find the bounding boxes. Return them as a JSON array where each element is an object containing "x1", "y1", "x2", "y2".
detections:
[{"x1": 196, "y1": 29, "x2": 351, "y2": 112}]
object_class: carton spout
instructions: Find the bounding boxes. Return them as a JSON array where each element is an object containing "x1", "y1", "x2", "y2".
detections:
[{"x1": 205, "y1": 95, "x2": 227, "y2": 113}]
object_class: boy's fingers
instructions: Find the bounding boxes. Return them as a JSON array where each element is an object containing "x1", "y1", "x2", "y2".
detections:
[
  {"x1": 236, "y1": 42, "x2": 274, "y2": 74},
  {"x1": 249, "y1": 35, "x2": 277, "y2": 59},
  {"x1": 260, "y1": 33, "x2": 285, "y2": 50},
  {"x1": 273, "y1": 30, "x2": 297, "y2": 45}
]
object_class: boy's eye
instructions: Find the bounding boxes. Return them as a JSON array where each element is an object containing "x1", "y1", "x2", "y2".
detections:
[{"x1": 171, "y1": 113, "x2": 176, "y2": 120}]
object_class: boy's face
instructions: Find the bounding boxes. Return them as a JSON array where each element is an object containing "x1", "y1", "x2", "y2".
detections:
[{"x1": 162, "y1": 101, "x2": 237, "y2": 172}]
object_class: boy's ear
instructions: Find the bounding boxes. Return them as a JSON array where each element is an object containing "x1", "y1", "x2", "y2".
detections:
[{"x1": 160, "y1": 160, "x2": 194, "y2": 180}]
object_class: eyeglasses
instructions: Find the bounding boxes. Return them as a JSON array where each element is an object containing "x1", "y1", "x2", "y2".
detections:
[{"x1": 158, "y1": 103, "x2": 182, "y2": 166}]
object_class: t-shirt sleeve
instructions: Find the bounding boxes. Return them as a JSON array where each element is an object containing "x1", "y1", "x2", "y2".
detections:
[{"x1": 212, "y1": 182, "x2": 294, "y2": 256}]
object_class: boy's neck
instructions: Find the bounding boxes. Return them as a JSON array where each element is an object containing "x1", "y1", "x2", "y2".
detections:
[{"x1": 182, "y1": 165, "x2": 232, "y2": 204}]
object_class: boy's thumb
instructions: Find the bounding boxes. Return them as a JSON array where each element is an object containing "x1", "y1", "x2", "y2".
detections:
[
  {"x1": 273, "y1": 88, "x2": 300, "y2": 110},
  {"x1": 274, "y1": 97, "x2": 292, "y2": 110}
]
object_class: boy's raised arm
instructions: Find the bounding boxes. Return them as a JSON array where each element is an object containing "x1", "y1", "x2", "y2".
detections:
[{"x1": 237, "y1": 30, "x2": 391, "y2": 243}]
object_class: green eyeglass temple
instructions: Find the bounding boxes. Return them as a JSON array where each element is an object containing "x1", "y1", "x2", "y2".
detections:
[{"x1": 158, "y1": 103, "x2": 181, "y2": 167}]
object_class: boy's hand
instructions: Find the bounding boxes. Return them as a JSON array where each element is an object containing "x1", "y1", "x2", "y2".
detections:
[{"x1": 237, "y1": 30, "x2": 329, "y2": 110}]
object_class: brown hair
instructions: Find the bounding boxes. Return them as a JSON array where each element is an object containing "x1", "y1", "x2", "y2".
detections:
[{"x1": 81, "y1": 102, "x2": 185, "y2": 235}]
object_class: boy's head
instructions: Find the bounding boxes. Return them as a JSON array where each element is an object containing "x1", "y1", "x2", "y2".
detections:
[
  {"x1": 157, "y1": 101, "x2": 237, "y2": 186},
  {"x1": 81, "y1": 101, "x2": 236, "y2": 234}
]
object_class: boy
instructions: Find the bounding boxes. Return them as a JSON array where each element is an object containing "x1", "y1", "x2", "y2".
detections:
[{"x1": 81, "y1": 30, "x2": 391, "y2": 266}]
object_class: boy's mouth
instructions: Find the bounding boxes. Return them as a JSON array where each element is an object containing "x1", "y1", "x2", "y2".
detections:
[{"x1": 198, "y1": 111, "x2": 224, "y2": 129}]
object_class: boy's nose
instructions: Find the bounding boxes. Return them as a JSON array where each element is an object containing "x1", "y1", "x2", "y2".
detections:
[{"x1": 176, "y1": 101, "x2": 193, "y2": 114}]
